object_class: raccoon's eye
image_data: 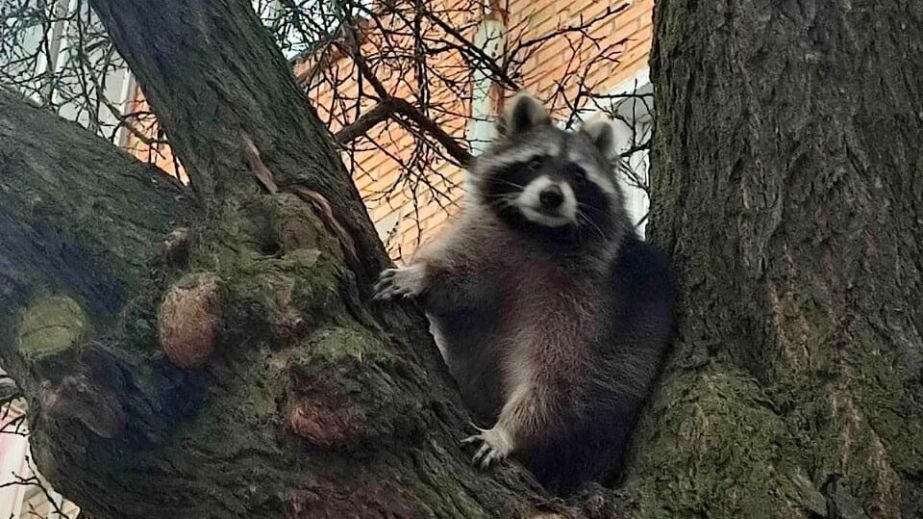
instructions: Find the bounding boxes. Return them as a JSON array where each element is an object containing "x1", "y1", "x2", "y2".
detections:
[
  {"x1": 572, "y1": 166, "x2": 588, "y2": 185},
  {"x1": 526, "y1": 157, "x2": 544, "y2": 171}
]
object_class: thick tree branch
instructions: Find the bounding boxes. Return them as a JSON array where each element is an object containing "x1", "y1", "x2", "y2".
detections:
[
  {"x1": 1, "y1": 4, "x2": 615, "y2": 518},
  {"x1": 628, "y1": 0, "x2": 923, "y2": 515},
  {"x1": 0, "y1": 89, "x2": 196, "y2": 305},
  {"x1": 0, "y1": 88, "x2": 204, "y2": 516},
  {"x1": 88, "y1": 0, "x2": 389, "y2": 285}
]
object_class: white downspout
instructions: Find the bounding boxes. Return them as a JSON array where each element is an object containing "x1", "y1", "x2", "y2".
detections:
[{"x1": 467, "y1": 6, "x2": 507, "y2": 193}]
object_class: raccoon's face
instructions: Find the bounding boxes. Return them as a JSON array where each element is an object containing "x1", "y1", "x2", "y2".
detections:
[{"x1": 472, "y1": 93, "x2": 624, "y2": 245}]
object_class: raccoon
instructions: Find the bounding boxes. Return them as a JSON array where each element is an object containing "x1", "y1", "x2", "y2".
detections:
[{"x1": 375, "y1": 93, "x2": 675, "y2": 493}]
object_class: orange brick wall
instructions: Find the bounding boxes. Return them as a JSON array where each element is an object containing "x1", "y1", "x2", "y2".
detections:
[
  {"x1": 347, "y1": 0, "x2": 654, "y2": 261},
  {"x1": 123, "y1": 92, "x2": 187, "y2": 181},
  {"x1": 125, "y1": 0, "x2": 654, "y2": 262}
]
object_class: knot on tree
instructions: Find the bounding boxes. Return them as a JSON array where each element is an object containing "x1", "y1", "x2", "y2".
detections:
[
  {"x1": 241, "y1": 133, "x2": 359, "y2": 268},
  {"x1": 283, "y1": 327, "x2": 430, "y2": 451},
  {"x1": 288, "y1": 383, "x2": 368, "y2": 448},
  {"x1": 158, "y1": 272, "x2": 223, "y2": 368}
]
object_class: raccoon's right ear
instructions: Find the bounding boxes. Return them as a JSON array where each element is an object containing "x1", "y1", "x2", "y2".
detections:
[
  {"x1": 497, "y1": 92, "x2": 551, "y2": 136},
  {"x1": 579, "y1": 115, "x2": 618, "y2": 159}
]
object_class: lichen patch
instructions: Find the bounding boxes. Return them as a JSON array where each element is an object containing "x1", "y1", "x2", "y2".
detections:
[{"x1": 19, "y1": 295, "x2": 88, "y2": 361}]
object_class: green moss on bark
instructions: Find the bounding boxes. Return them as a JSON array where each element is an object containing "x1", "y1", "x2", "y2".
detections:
[
  {"x1": 850, "y1": 331, "x2": 923, "y2": 476},
  {"x1": 628, "y1": 365, "x2": 803, "y2": 519}
]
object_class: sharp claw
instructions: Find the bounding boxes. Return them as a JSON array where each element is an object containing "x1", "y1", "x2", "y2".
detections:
[
  {"x1": 460, "y1": 435, "x2": 479, "y2": 445},
  {"x1": 374, "y1": 268, "x2": 415, "y2": 302},
  {"x1": 374, "y1": 284, "x2": 398, "y2": 301},
  {"x1": 474, "y1": 452, "x2": 486, "y2": 466},
  {"x1": 473, "y1": 443, "x2": 490, "y2": 465}
]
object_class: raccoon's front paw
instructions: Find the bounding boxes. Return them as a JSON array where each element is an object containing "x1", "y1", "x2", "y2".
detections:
[
  {"x1": 373, "y1": 264, "x2": 427, "y2": 300},
  {"x1": 461, "y1": 424, "x2": 514, "y2": 468}
]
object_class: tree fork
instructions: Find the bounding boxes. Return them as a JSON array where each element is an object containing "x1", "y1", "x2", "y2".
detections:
[
  {"x1": 88, "y1": 0, "x2": 388, "y2": 287},
  {"x1": 0, "y1": 1, "x2": 629, "y2": 517}
]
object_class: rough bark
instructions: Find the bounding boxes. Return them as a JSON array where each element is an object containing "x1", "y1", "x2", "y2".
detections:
[
  {"x1": 0, "y1": 87, "x2": 203, "y2": 509},
  {"x1": 88, "y1": 0, "x2": 388, "y2": 286},
  {"x1": 0, "y1": 87, "x2": 198, "y2": 393},
  {"x1": 629, "y1": 1, "x2": 923, "y2": 518},
  {"x1": 4, "y1": 0, "x2": 921, "y2": 517},
  {"x1": 0, "y1": 2, "x2": 610, "y2": 518}
]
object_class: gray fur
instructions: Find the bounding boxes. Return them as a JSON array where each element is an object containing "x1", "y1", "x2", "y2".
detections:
[
  {"x1": 375, "y1": 93, "x2": 674, "y2": 494},
  {"x1": 496, "y1": 92, "x2": 552, "y2": 137},
  {"x1": 579, "y1": 115, "x2": 618, "y2": 159}
]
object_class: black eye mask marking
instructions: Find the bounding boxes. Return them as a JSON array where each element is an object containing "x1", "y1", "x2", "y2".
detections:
[
  {"x1": 482, "y1": 156, "x2": 549, "y2": 202},
  {"x1": 571, "y1": 165, "x2": 588, "y2": 187},
  {"x1": 479, "y1": 157, "x2": 616, "y2": 250},
  {"x1": 526, "y1": 156, "x2": 545, "y2": 172}
]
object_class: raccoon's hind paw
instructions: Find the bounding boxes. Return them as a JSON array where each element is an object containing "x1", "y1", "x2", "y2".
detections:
[
  {"x1": 373, "y1": 264, "x2": 427, "y2": 300},
  {"x1": 461, "y1": 425, "x2": 513, "y2": 468}
]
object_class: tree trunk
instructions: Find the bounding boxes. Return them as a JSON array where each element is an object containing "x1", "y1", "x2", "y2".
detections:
[
  {"x1": 3, "y1": 0, "x2": 921, "y2": 517},
  {"x1": 629, "y1": 1, "x2": 923, "y2": 518},
  {"x1": 0, "y1": 1, "x2": 585, "y2": 517}
]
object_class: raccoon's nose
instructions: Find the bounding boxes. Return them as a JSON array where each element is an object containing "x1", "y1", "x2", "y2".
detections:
[{"x1": 539, "y1": 185, "x2": 564, "y2": 210}]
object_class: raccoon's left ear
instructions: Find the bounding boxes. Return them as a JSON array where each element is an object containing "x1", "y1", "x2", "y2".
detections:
[
  {"x1": 498, "y1": 92, "x2": 551, "y2": 136},
  {"x1": 579, "y1": 116, "x2": 618, "y2": 158}
]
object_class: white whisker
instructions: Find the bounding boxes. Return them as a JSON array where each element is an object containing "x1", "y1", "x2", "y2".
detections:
[{"x1": 577, "y1": 209, "x2": 607, "y2": 240}]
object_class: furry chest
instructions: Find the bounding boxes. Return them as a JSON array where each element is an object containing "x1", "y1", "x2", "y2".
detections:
[{"x1": 497, "y1": 264, "x2": 601, "y2": 361}]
